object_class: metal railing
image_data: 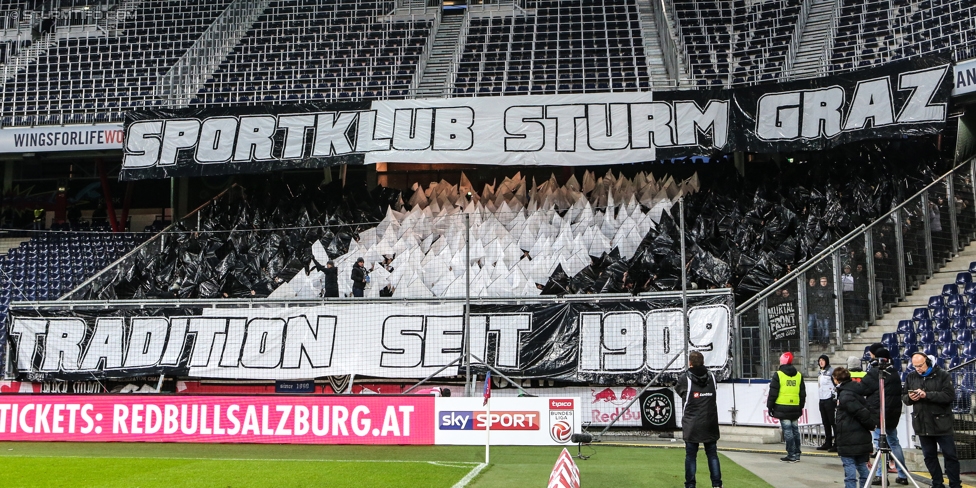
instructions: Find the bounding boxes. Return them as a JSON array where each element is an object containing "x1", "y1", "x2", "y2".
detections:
[
  {"x1": 782, "y1": 0, "x2": 810, "y2": 79},
  {"x1": 735, "y1": 158, "x2": 976, "y2": 378},
  {"x1": 154, "y1": 0, "x2": 269, "y2": 108},
  {"x1": 649, "y1": 0, "x2": 682, "y2": 84}
]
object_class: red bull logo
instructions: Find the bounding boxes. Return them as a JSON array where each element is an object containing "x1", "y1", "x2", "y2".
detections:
[{"x1": 591, "y1": 388, "x2": 617, "y2": 403}]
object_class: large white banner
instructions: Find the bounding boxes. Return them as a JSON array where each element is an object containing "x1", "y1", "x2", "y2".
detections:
[{"x1": 7, "y1": 296, "x2": 732, "y2": 382}]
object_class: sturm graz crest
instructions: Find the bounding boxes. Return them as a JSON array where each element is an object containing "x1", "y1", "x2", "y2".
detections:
[{"x1": 641, "y1": 392, "x2": 674, "y2": 427}]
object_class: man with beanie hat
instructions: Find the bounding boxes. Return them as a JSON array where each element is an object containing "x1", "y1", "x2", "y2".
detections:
[
  {"x1": 767, "y1": 351, "x2": 806, "y2": 462},
  {"x1": 848, "y1": 356, "x2": 867, "y2": 382},
  {"x1": 864, "y1": 347, "x2": 908, "y2": 485},
  {"x1": 817, "y1": 354, "x2": 837, "y2": 451}
]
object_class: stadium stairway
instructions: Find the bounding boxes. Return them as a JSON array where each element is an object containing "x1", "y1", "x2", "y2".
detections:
[
  {"x1": 415, "y1": 12, "x2": 465, "y2": 98},
  {"x1": 826, "y1": 243, "x2": 976, "y2": 371},
  {"x1": 790, "y1": 0, "x2": 837, "y2": 79},
  {"x1": 634, "y1": 0, "x2": 679, "y2": 86}
]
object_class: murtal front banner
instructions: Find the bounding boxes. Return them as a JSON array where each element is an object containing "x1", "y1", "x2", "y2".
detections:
[{"x1": 120, "y1": 57, "x2": 951, "y2": 180}]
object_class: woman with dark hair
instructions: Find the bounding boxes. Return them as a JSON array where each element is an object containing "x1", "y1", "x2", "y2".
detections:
[{"x1": 833, "y1": 366, "x2": 876, "y2": 488}]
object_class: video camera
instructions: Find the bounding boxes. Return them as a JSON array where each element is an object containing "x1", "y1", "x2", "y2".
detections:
[{"x1": 869, "y1": 357, "x2": 894, "y2": 372}]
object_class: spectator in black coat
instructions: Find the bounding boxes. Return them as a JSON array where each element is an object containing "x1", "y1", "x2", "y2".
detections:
[
  {"x1": 833, "y1": 367, "x2": 875, "y2": 488},
  {"x1": 321, "y1": 260, "x2": 339, "y2": 298},
  {"x1": 903, "y1": 353, "x2": 959, "y2": 488},
  {"x1": 675, "y1": 351, "x2": 721, "y2": 488},
  {"x1": 350, "y1": 257, "x2": 368, "y2": 297}
]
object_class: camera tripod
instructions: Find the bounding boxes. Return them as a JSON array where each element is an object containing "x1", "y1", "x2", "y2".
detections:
[{"x1": 863, "y1": 365, "x2": 921, "y2": 488}]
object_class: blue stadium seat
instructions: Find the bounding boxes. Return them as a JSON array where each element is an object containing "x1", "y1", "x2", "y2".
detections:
[
  {"x1": 951, "y1": 318, "x2": 969, "y2": 330},
  {"x1": 929, "y1": 296, "x2": 945, "y2": 308},
  {"x1": 963, "y1": 343, "x2": 976, "y2": 359},
  {"x1": 957, "y1": 273, "x2": 973, "y2": 285},
  {"x1": 919, "y1": 330, "x2": 936, "y2": 344},
  {"x1": 881, "y1": 332, "x2": 898, "y2": 349},
  {"x1": 899, "y1": 329, "x2": 917, "y2": 345},
  {"x1": 933, "y1": 306, "x2": 949, "y2": 320},
  {"x1": 897, "y1": 320, "x2": 915, "y2": 333},
  {"x1": 957, "y1": 330, "x2": 974, "y2": 344},
  {"x1": 917, "y1": 319, "x2": 934, "y2": 333},
  {"x1": 934, "y1": 318, "x2": 951, "y2": 331},
  {"x1": 943, "y1": 284, "x2": 959, "y2": 296},
  {"x1": 914, "y1": 308, "x2": 931, "y2": 321},
  {"x1": 948, "y1": 294, "x2": 967, "y2": 307},
  {"x1": 951, "y1": 305, "x2": 967, "y2": 318},
  {"x1": 922, "y1": 343, "x2": 940, "y2": 357},
  {"x1": 937, "y1": 330, "x2": 954, "y2": 345},
  {"x1": 970, "y1": 262, "x2": 976, "y2": 274},
  {"x1": 966, "y1": 282, "x2": 976, "y2": 296}
]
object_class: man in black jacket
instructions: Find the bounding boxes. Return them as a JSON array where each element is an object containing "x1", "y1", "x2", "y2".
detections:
[
  {"x1": 321, "y1": 260, "x2": 339, "y2": 298},
  {"x1": 834, "y1": 367, "x2": 876, "y2": 488},
  {"x1": 675, "y1": 351, "x2": 722, "y2": 488},
  {"x1": 864, "y1": 347, "x2": 907, "y2": 485},
  {"x1": 350, "y1": 257, "x2": 368, "y2": 297},
  {"x1": 903, "y1": 353, "x2": 959, "y2": 488},
  {"x1": 767, "y1": 351, "x2": 806, "y2": 462}
]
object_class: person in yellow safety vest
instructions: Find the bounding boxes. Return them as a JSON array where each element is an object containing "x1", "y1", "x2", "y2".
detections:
[
  {"x1": 767, "y1": 351, "x2": 806, "y2": 463},
  {"x1": 847, "y1": 356, "x2": 867, "y2": 382},
  {"x1": 32, "y1": 207, "x2": 44, "y2": 230}
]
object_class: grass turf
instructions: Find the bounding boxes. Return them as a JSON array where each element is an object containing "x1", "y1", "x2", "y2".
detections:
[{"x1": 0, "y1": 442, "x2": 774, "y2": 488}]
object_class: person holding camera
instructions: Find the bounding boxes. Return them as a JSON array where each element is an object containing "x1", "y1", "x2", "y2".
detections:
[
  {"x1": 675, "y1": 351, "x2": 722, "y2": 488},
  {"x1": 833, "y1": 366, "x2": 876, "y2": 488},
  {"x1": 864, "y1": 347, "x2": 908, "y2": 485},
  {"x1": 903, "y1": 353, "x2": 959, "y2": 488}
]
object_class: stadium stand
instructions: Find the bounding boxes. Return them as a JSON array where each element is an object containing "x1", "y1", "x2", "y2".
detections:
[
  {"x1": 453, "y1": 1, "x2": 651, "y2": 95},
  {"x1": 0, "y1": 230, "x2": 148, "y2": 343},
  {"x1": 1, "y1": 0, "x2": 236, "y2": 126},
  {"x1": 192, "y1": 0, "x2": 434, "y2": 106},
  {"x1": 671, "y1": 0, "x2": 801, "y2": 86}
]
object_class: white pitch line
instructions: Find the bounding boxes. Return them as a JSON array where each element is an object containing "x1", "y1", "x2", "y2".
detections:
[
  {"x1": 0, "y1": 454, "x2": 480, "y2": 466},
  {"x1": 450, "y1": 463, "x2": 488, "y2": 488}
]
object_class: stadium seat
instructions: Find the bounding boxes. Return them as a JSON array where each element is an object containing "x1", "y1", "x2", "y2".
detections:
[
  {"x1": 937, "y1": 330, "x2": 954, "y2": 345},
  {"x1": 943, "y1": 284, "x2": 959, "y2": 296},
  {"x1": 957, "y1": 330, "x2": 974, "y2": 344},
  {"x1": 899, "y1": 329, "x2": 917, "y2": 345},
  {"x1": 957, "y1": 273, "x2": 973, "y2": 285},
  {"x1": 951, "y1": 318, "x2": 969, "y2": 330},
  {"x1": 933, "y1": 306, "x2": 949, "y2": 320},
  {"x1": 916, "y1": 319, "x2": 934, "y2": 333},
  {"x1": 922, "y1": 343, "x2": 940, "y2": 357},
  {"x1": 914, "y1": 308, "x2": 931, "y2": 321},
  {"x1": 929, "y1": 296, "x2": 945, "y2": 308},
  {"x1": 897, "y1": 320, "x2": 915, "y2": 333},
  {"x1": 934, "y1": 318, "x2": 951, "y2": 330},
  {"x1": 970, "y1": 262, "x2": 976, "y2": 274},
  {"x1": 919, "y1": 330, "x2": 936, "y2": 344}
]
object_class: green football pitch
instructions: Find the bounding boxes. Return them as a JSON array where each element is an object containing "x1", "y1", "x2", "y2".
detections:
[{"x1": 0, "y1": 442, "x2": 774, "y2": 487}]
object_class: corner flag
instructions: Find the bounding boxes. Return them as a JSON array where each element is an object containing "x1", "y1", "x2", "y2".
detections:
[{"x1": 483, "y1": 371, "x2": 491, "y2": 406}]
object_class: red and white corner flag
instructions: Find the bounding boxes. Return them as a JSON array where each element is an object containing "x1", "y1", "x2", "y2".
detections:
[
  {"x1": 548, "y1": 448, "x2": 581, "y2": 488},
  {"x1": 483, "y1": 371, "x2": 491, "y2": 406}
]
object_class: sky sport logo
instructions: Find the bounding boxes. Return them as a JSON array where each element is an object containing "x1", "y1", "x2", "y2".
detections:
[
  {"x1": 548, "y1": 399, "x2": 574, "y2": 444},
  {"x1": 438, "y1": 411, "x2": 540, "y2": 430}
]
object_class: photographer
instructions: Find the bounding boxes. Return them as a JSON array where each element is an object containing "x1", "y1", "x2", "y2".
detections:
[
  {"x1": 903, "y1": 353, "x2": 958, "y2": 488},
  {"x1": 863, "y1": 347, "x2": 907, "y2": 485},
  {"x1": 834, "y1": 366, "x2": 876, "y2": 488}
]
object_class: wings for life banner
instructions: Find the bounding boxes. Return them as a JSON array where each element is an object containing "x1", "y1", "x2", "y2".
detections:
[
  {"x1": 120, "y1": 57, "x2": 951, "y2": 180},
  {"x1": 4, "y1": 293, "x2": 732, "y2": 383}
]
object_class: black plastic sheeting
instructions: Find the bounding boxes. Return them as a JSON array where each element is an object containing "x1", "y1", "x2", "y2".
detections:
[
  {"x1": 69, "y1": 181, "x2": 399, "y2": 300},
  {"x1": 538, "y1": 138, "x2": 947, "y2": 302}
]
